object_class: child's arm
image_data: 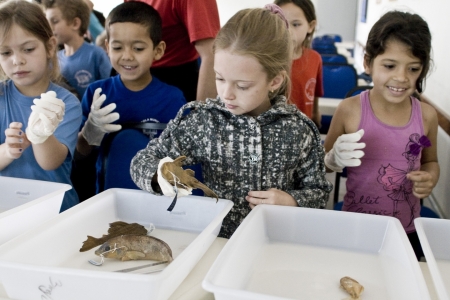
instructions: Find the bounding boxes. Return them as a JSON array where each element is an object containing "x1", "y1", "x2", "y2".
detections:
[
  {"x1": 30, "y1": 135, "x2": 69, "y2": 170},
  {"x1": 323, "y1": 97, "x2": 365, "y2": 172},
  {"x1": 406, "y1": 103, "x2": 440, "y2": 199},
  {"x1": 312, "y1": 96, "x2": 321, "y2": 128},
  {"x1": 0, "y1": 122, "x2": 31, "y2": 170}
]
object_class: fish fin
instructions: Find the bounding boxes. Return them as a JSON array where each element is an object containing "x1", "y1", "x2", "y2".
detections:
[
  {"x1": 79, "y1": 235, "x2": 101, "y2": 252},
  {"x1": 184, "y1": 169, "x2": 195, "y2": 177},
  {"x1": 172, "y1": 156, "x2": 186, "y2": 167},
  {"x1": 125, "y1": 251, "x2": 146, "y2": 260}
]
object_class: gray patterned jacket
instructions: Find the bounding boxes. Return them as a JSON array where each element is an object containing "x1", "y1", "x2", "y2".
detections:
[{"x1": 131, "y1": 96, "x2": 333, "y2": 238}]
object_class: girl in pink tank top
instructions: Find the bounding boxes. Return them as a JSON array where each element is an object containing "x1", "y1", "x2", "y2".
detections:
[{"x1": 323, "y1": 11, "x2": 439, "y2": 260}]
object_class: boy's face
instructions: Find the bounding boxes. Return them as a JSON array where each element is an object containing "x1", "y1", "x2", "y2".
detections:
[
  {"x1": 106, "y1": 22, "x2": 165, "y2": 91},
  {"x1": 45, "y1": 7, "x2": 79, "y2": 45}
]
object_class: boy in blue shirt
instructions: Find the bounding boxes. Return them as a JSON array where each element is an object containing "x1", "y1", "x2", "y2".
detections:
[
  {"x1": 75, "y1": 2, "x2": 186, "y2": 196},
  {"x1": 43, "y1": 0, "x2": 111, "y2": 99}
]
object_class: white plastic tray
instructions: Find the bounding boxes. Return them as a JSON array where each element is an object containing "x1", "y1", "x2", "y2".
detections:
[
  {"x1": 0, "y1": 188, "x2": 233, "y2": 300},
  {"x1": 0, "y1": 176, "x2": 70, "y2": 245},
  {"x1": 203, "y1": 205, "x2": 430, "y2": 300},
  {"x1": 415, "y1": 217, "x2": 450, "y2": 300}
]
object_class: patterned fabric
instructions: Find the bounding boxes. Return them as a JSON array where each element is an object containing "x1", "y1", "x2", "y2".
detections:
[{"x1": 131, "y1": 96, "x2": 332, "y2": 238}]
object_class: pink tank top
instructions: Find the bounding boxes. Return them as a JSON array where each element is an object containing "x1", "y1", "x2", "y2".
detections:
[{"x1": 343, "y1": 90, "x2": 425, "y2": 233}]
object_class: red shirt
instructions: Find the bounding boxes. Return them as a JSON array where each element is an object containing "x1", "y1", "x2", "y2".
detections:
[
  {"x1": 126, "y1": 0, "x2": 220, "y2": 67},
  {"x1": 290, "y1": 48, "x2": 324, "y2": 118}
]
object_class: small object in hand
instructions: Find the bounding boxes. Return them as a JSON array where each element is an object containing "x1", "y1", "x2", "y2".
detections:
[
  {"x1": 161, "y1": 156, "x2": 218, "y2": 201},
  {"x1": 80, "y1": 221, "x2": 148, "y2": 252},
  {"x1": 95, "y1": 234, "x2": 173, "y2": 262},
  {"x1": 340, "y1": 276, "x2": 364, "y2": 299}
]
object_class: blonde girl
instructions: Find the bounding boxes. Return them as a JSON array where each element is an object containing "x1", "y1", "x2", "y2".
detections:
[{"x1": 131, "y1": 4, "x2": 332, "y2": 238}]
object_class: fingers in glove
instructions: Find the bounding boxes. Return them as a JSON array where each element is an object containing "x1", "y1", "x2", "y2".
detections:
[
  {"x1": 336, "y1": 149, "x2": 365, "y2": 160},
  {"x1": 95, "y1": 111, "x2": 120, "y2": 125},
  {"x1": 172, "y1": 156, "x2": 186, "y2": 166},
  {"x1": 31, "y1": 105, "x2": 58, "y2": 120},
  {"x1": 103, "y1": 123, "x2": 122, "y2": 132},
  {"x1": 335, "y1": 142, "x2": 366, "y2": 154},
  {"x1": 336, "y1": 129, "x2": 365, "y2": 144},
  {"x1": 92, "y1": 102, "x2": 117, "y2": 117},
  {"x1": 33, "y1": 98, "x2": 64, "y2": 113},
  {"x1": 91, "y1": 88, "x2": 107, "y2": 110}
]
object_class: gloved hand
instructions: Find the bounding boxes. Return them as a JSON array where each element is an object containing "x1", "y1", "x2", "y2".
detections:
[
  {"x1": 25, "y1": 91, "x2": 65, "y2": 144},
  {"x1": 325, "y1": 129, "x2": 366, "y2": 172},
  {"x1": 81, "y1": 88, "x2": 121, "y2": 146},
  {"x1": 157, "y1": 156, "x2": 218, "y2": 200},
  {"x1": 157, "y1": 157, "x2": 193, "y2": 197}
]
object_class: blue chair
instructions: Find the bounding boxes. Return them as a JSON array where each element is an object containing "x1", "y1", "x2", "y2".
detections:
[
  {"x1": 322, "y1": 63, "x2": 358, "y2": 99},
  {"x1": 324, "y1": 34, "x2": 342, "y2": 43},
  {"x1": 312, "y1": 36, "x2": 338, "y2": 55},
  {"x1": 321, "y1": 54, "x2": 347, "y2": 64}
]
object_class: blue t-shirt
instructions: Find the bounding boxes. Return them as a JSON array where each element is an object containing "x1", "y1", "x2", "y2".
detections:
[
  {"x1": 0, "y1": 80, "x2": 82, "y2": 211},
  {"x1": 81, "y1": 75, "x2": 187, "y2": 190},
  {"x1": 58, "y1": 41, "x2": 111, "y2": 99}
]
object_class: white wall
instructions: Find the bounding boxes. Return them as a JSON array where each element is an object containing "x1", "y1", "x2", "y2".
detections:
[{"x1": 314, "y1": 0, "x2": 358, "y2": 41}]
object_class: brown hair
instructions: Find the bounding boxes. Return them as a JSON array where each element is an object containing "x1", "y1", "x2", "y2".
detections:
[
  {"x1": 274, "y1": 0, "x2": 317, "y2": 48},
  {"x1": 0, "y1": 0, "x2": 60, "y2": 82},
  {"x1": 214, "y1": 7, "x2": 292, "y2": 99},
  {"x1": 42, "y1": 0, "x2": 90, "y2": 37}
]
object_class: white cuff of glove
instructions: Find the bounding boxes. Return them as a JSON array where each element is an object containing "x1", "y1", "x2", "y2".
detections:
[
  {"x1": 26, "y1": 91, "x2": 65, "y2": 144},
  {"x1": 325, "y1": 129, "x2": 366, "y2": 172},
  {"x1": 157, "y1": 157, "x2": 192, "y2": 197}
]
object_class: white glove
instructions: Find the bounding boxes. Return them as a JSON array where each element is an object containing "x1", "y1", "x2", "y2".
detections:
[
  {"x1": 26, "y1": 91, "x2": 65, "y2": 144},
  {"x1": 325, "y1": 129, "x2": 366, "y2": 172},
  {"x1": 81, "y1": 88, "x2": 121, "y2": 146},
  {"x1": 157, "y1": 157, "x2": 192, "y2": 197}
]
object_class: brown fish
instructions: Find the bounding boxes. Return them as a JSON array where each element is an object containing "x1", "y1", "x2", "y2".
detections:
[
  {"x1": 161, "y1": 156, "x2": 218, "y2": 201},
  {"x1": 340, "y1": 276, "x2": 364, "y2": 299},
  {"x1": 80, "y1": 221, "x2": 148, "y2": 252},
  {"x1": 95, "y1": 235, "x2": 173, "y2": 262}
]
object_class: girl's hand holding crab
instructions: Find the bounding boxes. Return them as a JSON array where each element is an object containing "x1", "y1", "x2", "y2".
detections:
[
  {"x1": 246, "y1": 188, "x2": 298, "y2": 209},
  {"x1": 4, "y1": 122, "x2": 30, "y2": 159}
]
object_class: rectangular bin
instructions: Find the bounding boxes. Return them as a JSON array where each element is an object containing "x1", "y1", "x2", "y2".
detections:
[
  {"x1": 203, "y1": 205, "x2": 430, "y2": 300},
  {"x1": 0, "y1": 188, "x2": 232, "y2": 300},
  {"x1": 0, "y1": 176, "x2": 71, "y2": 245},
  {"x1": 415, "y1": 217, "x2": 450, "y2": 300}
]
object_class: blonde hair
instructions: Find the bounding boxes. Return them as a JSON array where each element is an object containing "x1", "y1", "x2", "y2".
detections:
[
  {"x1": 0, "y1": 0, "x2": 60, "y2": 82},
  {"x1": 213, "y1": 8, "x2": 292, "y2": 99}
]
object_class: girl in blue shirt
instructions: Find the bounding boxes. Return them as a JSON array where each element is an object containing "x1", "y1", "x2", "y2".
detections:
[{"x1": 0, "y1": 1, "x2": 82, "y2": 211}]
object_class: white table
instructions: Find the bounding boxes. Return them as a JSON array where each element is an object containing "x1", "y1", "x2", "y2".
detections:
[
  {"x1": 319, "y1": 97, "x2": 342, "y2": 116},
  {"x1": 0, "y1": 237, "x2": 439, "y2": 299}
]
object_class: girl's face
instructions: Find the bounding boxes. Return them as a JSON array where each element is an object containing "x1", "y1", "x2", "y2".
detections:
[
  {"x1": 0, "y1": 24, "x2": 55, "y2": 96},
  {"x1": 279, "y1": 3, "x2": 316, "y2": 56},
  {"x1": 214, "y1": 50, "x2": 284, "y2": 117},
  {"x1": 365, "y1": 39, "x2": 423, "y2": 105}
]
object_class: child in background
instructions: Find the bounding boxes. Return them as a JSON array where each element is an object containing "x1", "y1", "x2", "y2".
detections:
[
  {"x1": 0, "y1": 0, "x2": 82, "y2": 212},
  {"x1": 131, "y1": 5, "x2": 332, "y2": 239},
  {"x1": 43, "y1": 0, "x2": 111, "y2": 99},
  {"x1": 276, "y1": 0, "x2": 323, "y2": 128},
  {"x1": 323, "y1": 11, "x2": 439, "y2": 260},
  {"x1": 76, "y1": 2, "x2": 186, "y2": 194}
]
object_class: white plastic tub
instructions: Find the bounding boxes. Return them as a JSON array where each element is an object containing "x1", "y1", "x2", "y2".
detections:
[
  {"x1": 203, "y1": 205, "x2": 430, "y2": 300},
  {"x1": 415, "y1": 217, "x2": 450, "y2": 300},
  {"x1": 0, "y1": 188, "x2": 232, "y2": 300},
  {"x1": 0, "y1": 176, "x2": 71, "y2": 245}
]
